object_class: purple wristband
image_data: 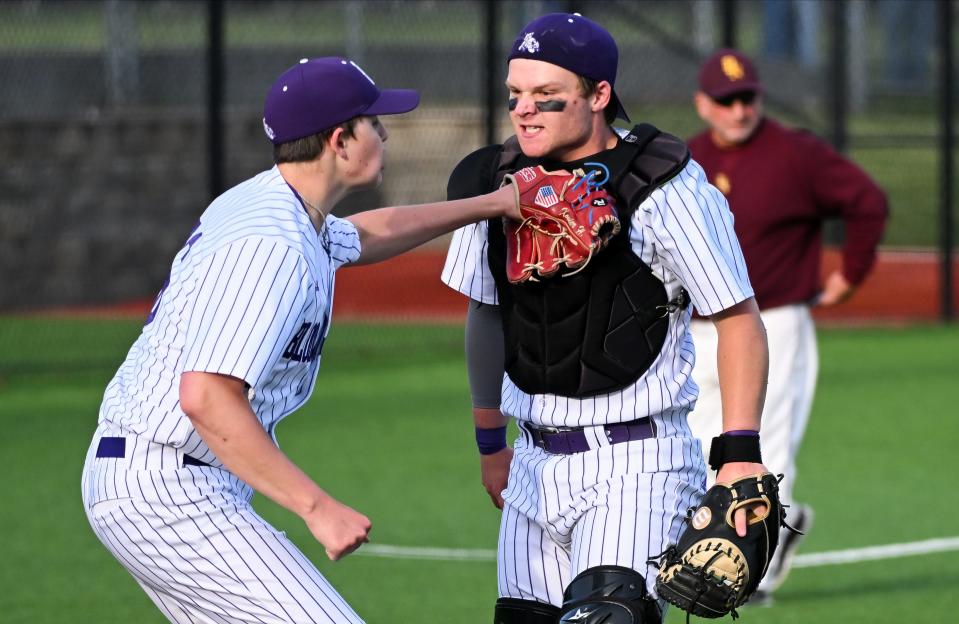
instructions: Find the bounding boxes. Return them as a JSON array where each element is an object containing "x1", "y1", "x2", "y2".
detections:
[
  {"x1": 724, "y1": 429, "x2": 760, "y2": 437},
  {"x1": 475, "y1": 426, "x2": 508, "y2": 455}
]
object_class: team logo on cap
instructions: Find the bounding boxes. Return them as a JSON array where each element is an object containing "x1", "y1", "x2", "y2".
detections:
[
  {"x1": 518, "y1": 32, "x2": 540, "y2": 54},
  {"x1": 721, "y1": 54, "x2": 745, "y2": 81},
  {"x1": 262, "y1": 118, "x2": 275, "y2": 141}
]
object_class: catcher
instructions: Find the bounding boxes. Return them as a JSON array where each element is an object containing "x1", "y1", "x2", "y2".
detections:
[{"x1": 441, "y1": 12, "x2": 775, "y2": 624}]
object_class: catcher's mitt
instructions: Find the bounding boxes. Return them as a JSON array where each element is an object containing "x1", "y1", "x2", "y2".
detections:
[
  {"x1": 501, "y1": 166, "x2": 619, "y2": 283},
  {"x1": 650, "y1": 473, "x2": 794, "y2": 620}
]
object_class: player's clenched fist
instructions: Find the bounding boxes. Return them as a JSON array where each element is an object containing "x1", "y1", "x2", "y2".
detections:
[
  {"x1": 479, "y1": 447, "x2": 513, "y2": 509},
  {"x1": 304, "y1": 496, "x2": 372, "y2": 561}
]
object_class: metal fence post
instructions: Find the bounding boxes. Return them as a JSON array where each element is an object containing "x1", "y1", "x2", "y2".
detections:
[
  {"x1": 484, "y1": 0, "x2": 499, "y2": 147},
  {"x1": 207, "y1": 0, "x2": 225, "y2": 201},
  {"x1": 720, "y1": 0, "x2": 737, "y2": 48},
  {"x1": 105, "y1": 0, "x2": 139, "y2": 107},
  {"x1": 829, "y1": 0, "x2": 848, "y2": 153},
  {"x1": 939, "y1": 0, "x2": 955, "y2": 321}
]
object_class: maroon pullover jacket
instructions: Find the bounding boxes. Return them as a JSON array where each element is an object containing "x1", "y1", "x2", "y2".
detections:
[{"x1": 688, "y1": 118, "x2": 888, "y2": 310}]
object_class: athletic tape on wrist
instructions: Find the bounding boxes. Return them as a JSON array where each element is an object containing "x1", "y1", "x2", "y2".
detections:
[{"x1": 475, "y1": 426, "x2": 508, "y2": 455}]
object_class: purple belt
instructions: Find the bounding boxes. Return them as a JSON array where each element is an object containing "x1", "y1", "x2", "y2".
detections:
[
  {"x1": 521, "y1": 417, "x2": 657, "y2": 455},
  {"x1": 96, "y1": 436, "x2": 211, "y2": 467}
]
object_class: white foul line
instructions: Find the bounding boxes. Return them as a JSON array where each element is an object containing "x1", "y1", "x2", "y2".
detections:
[
  {"x1": 359, "y1": 544, "x2": 496, "y2": 561},
  {"x1": 358, "y1": 536, "x2": 959, "y2": 567},
  {"x1": 791, "y1": 536, "x2": 959, "y2": 568}
]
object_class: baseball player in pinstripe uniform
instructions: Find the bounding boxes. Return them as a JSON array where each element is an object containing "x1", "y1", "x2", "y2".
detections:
[
  {"x1": 442, "y1": 15, "x2": 773, "y2": 623},
  {"x1": 80, "y1": 57, "x2": 527, "y2": 624}
]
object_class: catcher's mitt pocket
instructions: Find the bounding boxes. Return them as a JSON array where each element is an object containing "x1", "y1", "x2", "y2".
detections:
[{"x1": 650, "y1": 472, "x2": 787, "y2": 618}]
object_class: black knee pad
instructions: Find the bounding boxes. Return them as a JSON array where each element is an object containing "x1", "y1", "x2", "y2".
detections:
[
  {"x1": 558, "y1": 566, "x2": 662, "y2": 623},
  {"x1": 494, "y1": 597, "x2": 561, "y2": 624}
]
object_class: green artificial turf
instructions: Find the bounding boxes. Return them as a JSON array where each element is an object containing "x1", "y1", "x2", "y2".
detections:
[{"x1": 1, "y1": 320, "x2": 956, "y2": 623}]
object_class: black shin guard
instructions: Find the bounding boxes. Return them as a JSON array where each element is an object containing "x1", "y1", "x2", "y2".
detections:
[
  {"x1": 559, "y1": 566, "x2": 662, "y2": 623},
  {"x1": 494, "y1": 597, "x2": 562, "y2": 624}
]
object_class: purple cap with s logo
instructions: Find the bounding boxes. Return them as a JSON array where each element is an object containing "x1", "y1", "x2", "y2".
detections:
[
  {"x1": 507, "y1": 13, "x2": 630, "y2": 122},
  {"x1": 262, "y1": 57, "x2": 420, "y2": 145}
]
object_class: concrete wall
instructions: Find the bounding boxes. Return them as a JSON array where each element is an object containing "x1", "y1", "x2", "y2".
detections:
[{"x1": 0, "y1": 107, "x2": 489, "y2": 311}]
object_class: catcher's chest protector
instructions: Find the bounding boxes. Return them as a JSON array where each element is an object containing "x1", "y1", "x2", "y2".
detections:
[{"x1": 487, "y1": 124, "x2": 690, "y2": 397}]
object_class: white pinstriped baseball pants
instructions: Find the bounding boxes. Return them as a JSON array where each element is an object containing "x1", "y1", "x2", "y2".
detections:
[
  {"x1": 81, "y1": 425, "x2": 364, "y2": 624},
  {"x1": 497, "y1": 422, "x2": 706, "y2": 610}
]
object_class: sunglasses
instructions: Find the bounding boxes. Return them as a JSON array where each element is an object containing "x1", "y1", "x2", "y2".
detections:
[{"x1": 712, "y1": 91, "x2": 758, "y2": 107}]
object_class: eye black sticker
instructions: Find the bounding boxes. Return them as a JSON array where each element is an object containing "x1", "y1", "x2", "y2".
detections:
[
  {"x1": 508, "y1": 99, "x2": 568, "y2": 112},
  {"x1": 535, "y1": 99, "x2": 566, "y2": 112}
]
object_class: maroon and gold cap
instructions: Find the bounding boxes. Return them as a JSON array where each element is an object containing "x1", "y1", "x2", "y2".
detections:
[{"x1": 698, "y1": 49, "x2": 762, "y2": 99}]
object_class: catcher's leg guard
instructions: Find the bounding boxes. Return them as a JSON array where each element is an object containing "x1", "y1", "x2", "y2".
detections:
[
  {"x1": 494, "y1": 597, "x2": 561, "y2": 624},
  {"x1": 558, "y1": 566, "x2": 662, "y2": 623}
]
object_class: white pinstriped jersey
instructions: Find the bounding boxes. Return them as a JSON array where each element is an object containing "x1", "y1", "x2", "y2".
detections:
[
  {"x1": 442, "y1": 157, "x2": 753, "y2": 428},
  {"x1": 82, "y1": 166, "x2": 366, "y2": 623},
  {"x1": 98, "y1": 166, "x2": 360, "y2": 465}
]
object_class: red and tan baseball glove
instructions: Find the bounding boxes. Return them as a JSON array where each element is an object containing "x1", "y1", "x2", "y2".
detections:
[{"x1": 501, "y1": 166, "x2": 619, "y2": 283}]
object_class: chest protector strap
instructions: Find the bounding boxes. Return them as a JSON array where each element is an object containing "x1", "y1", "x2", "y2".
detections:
[{"x1": 488, "y1": 124, "x2": 691, "y2": 397}]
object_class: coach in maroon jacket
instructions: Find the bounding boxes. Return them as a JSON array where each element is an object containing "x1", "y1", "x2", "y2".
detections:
[{"x1": 686, "y1": 49, "x2": 888, "y2": 602}]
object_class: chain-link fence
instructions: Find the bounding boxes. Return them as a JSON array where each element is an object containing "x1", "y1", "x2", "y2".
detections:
[{"x1": 0, "y1": 0, "x2": 954, "y2": 318}]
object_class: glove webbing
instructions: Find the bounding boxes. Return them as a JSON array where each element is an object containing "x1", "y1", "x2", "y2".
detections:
[
  {"x1": 510, "y1": 220, "x2": 588, "y2": 281},
  {"x1": 648, "y1": 545, "x2": 743, "y2": 624},
  {"x1": 688, "y1": 549, "x2": 743, "y2": 624}
]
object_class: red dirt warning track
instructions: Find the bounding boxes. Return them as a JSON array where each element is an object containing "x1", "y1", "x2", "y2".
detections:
[
  {"x1": 28, "y1": 248, "x2": 958, "y2": 324},
  {"x1": 332, "y1": 248, "x2": 958, "y2": 325}
]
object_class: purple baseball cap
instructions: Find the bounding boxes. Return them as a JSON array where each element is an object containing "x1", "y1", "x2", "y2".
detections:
[
  {"x1": 507, "y1": 13, "x2": 630, "y2": 122},
  {"x1": 698, "y1": 49, "x2": 763, "y2": 99},
  {"x1": 262, "y1": 57, "x2": 420, "y2": 145}
]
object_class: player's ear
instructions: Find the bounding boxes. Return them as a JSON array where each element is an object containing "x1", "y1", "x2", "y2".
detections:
[
  {"x1": 590, "y1": 81, "x2": 613, "y2": 114},
  {"x1": 328, "y1": 127, "x2": 350, "y2": 160}
]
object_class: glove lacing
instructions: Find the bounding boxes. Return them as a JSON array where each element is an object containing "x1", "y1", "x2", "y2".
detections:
[
  {"x1": 558, "y1": 167, "x2": 609, "y2": 278},
  {"x1": 511, "y1": 218, "x2": 594, "y2": 280},
  {"x1": 511, "y1": 219, "x2": 572, "y2": 281}
]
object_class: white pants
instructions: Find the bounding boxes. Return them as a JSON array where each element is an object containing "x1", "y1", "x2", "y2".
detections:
[
  {"x1": 687, "y1": 304, "x2": 818, "y2": 511},
  {"x1": 81, "y1": 424, "x2": 364, "y2": 624},
  {"x1": 497, "y1": 419, "x2": 706, "y2": 610}
]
